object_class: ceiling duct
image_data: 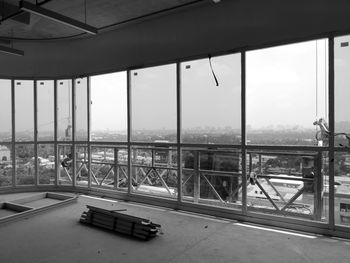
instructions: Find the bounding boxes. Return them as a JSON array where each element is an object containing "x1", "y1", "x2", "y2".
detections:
[
  {"x1": 0, "y1": 44, "x2": 24, "y2": 56},
  {"x1": 0, "y1": 1, "x2": 31, "y2": 24},
  {"x1": 20, "y1": 1, "x2": 98, "y2": 35}
]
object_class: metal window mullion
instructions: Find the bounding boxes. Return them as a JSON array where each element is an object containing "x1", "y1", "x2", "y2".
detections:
[
  {"x1": 34, "y1": 80, "x2": 38, "y2": 186},
  {"x1": 54, "y1": 80, "x2": 58, "y2": 186},
  {"x1": 72, "y1": 78, "x2": 76, "y2": 187},
  {"x1": 241, "y1": 51, "x2": 247, "y2": 215},
  {"x1": 87, "y1": 77, "x2": 92, "y2": 188},
  {"x1": 11, "y1": 79, "x2": 16, "y2": 187},
  {"x1": 177, "y1": 62, "x2": 182, "y2": 203},
  {"x1": 127, "y1": 70, "x2": 132, "y2": 195},
  {"x1": 328, "y1": 37, "x2": 335, "y2": 229}
]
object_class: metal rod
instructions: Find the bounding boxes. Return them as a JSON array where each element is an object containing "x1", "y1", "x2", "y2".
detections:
[
  {"x1": 87, "y1": 77, "x2": 92, "y2": 189},
  {"x1": 280, "y1": 186, "x2": 306, "y2": 212},
  {"x1": 176, "y1": 62, "x2": 182, "y2": 204},
  {"x1": 34, "y1": 80, "x2": 38, "y2": 186},
  {"x1": 72, "y1": 79, "x2": 76, "y2": 187},
  {"x1": 328, "y1": 36, "x2": 335, "y2": 228},
  {"x1": 11, "y1": 79, "x2": 16, "y2": 187},
  {"x1": 20, "y1": 1, "x2": 98, "y2": 35},
  {"x1": 241, "y1": 51, "x2": 247, "y2": 214},
  {"x1": 1, "y1": 0, "x2": 54, "y2": 22},
  {"x1": 255, "y1": 180, "x2": 280, "y2": 211},
  {"x1": 54, "y1": 80, "x2": 58, "y2": 186},
  {"x1": 127, "y1": 70, "x2": 132, "y2": 195}
]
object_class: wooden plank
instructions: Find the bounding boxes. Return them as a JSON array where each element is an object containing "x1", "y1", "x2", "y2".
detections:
[
  {"x1": 87, "y1": 205, "x2": 150, "y2": 223},
  {"x1": 91, "y1": 218, "x2": 113, "y2": 227},
  {"x1": 92, "y1": 221, "x2": 114, "y2": 230},
  {"x1": 80, "y1": 206, "x2": 161, "y2": 240}
]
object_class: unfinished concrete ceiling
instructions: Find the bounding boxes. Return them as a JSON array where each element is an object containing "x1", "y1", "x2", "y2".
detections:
[{"x1": 0, "y1": 0, "x2": 202, "y2": 40}]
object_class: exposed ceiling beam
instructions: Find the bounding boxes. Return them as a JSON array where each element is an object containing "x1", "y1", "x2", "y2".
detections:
[
  {"x1": 0, "y1": 1, "x2": 30, "y2": 24},
  {"x1": 0, "y1": 45, "x2": 24, "y2": 56},
  {"x1": 20, "y1": 1, "x2": 98, "y2": 35}
]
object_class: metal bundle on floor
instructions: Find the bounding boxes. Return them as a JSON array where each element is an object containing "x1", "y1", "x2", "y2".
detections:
[{"x1": 80, "y1": 205, "x2": 161, "y2": 240}]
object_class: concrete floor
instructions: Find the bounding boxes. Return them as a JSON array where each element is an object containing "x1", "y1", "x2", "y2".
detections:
[{"x1": 0, "y1": 193, "x2": 350, "y2": 263}]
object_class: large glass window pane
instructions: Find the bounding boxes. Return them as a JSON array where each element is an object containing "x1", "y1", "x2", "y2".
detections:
[
  {"x1": 335, "y1": 35, "x2": 350, "y2": 147},
  {"x1": 38, "y1": 144, "x2": 55, "y2": 185},
  {"x1": 131, "y1": 64, "x2": 177, "y2": 142},
  {"x1": 75, "y1": 78, "x2": 88, "y2": 141},
  {"x1": 0, "y1": 80, "x2": 11, "y2": 142},
  {"x1": 246, "y1": 40, "x2": 328, "y2": 146},
  {"x1": 246, "y1": 150, "x2": 327, "y2": 222},
  {"x1": 181, "y1": 54, "x2": 241, "y2": 144},
  {"x1": 334, "y1": 152, "x2": 350, "y2": 226},
  {"x1": 91, "y1": 72, "x2": 127, "y2": 142},
  {"x1": 58, "y1": 145, "x2": 73, "y2": 185},
  {"x1": 0, "y1": 144, "x2": 12, "y2": 187},
  {"x1": 91, "y1": 146, "x2": 128, "y2": 191},
  {"x1": 335, "y1": 35, "x2": 350, "y2": 227},
  {"x1": 37, "y1": 81, "x2": 54, "y2": 141},
  {"x1": 131, "y1": 146, "x2": 178, "y2": 198},
  {"x1": 182, "y1": 148, "x2": 242, "y2": 209},
  {"x1": 76, "y1": 145, "x2": 89, "y2": 187},
  {"x1": 57, "y1": 80, "x2": 72, "y2": 141},
  {"x1": 16, "y1": 144, "x2": 34, "y2": 185},
  {"x1": 15, "y1": 80, "x2": 34, "y2": 141}
]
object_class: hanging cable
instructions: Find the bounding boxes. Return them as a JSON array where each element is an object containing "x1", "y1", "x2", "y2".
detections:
[{"x1": 208, "y1": 55, "x2": 219, "y2": 87}]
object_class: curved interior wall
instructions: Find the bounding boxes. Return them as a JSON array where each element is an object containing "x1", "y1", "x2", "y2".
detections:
[{"x1": 0, "y1": 0, "x2": 349, "y2": 78}]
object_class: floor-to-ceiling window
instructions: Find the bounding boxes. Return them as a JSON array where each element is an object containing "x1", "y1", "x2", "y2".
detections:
[
  {"x1": 57, "y1": 79, "x2": 73, "y2": 185},
  {"x1": 3, "y1": 35, "x2": 350, "y2": 237},
  {"x1": 335, "y1": 35, "x2": 350, "y2": 227},
  {"x1": 246, "y1": 39, "x2": 329, "y2": 221},
  {"x1": 15, "y1": 80, "x2": 35, "y2": 186},
  {"x1": 90, "y1": 72, "x2": 128, "y2": 190},
  {"x1": 181, "y1": 53, "x2": 242, "y2": 209},
  {"x1": 130, "y1": 64, "x2": 178, "y2": 198},
  {"x1": 37, "y1": 80, "x2": 55, "y2": 185},
  {"x1": 0, "y1": 80, "x2": 12, "y2": 187}
]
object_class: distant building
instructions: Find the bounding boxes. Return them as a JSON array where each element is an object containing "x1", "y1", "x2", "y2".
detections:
[
  {"x1": 0, "y1": 145, "x2": 11, "y2": 162},
  {"x1": 344, "y1": 154, "x2": 350, "y2": 168}
]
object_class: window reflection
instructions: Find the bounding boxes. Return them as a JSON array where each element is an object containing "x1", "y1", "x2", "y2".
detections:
[
  {"x1": 0, "y1": 144, "x2": 12, "y2": 187},
  {"x1": 15, "y1": 80, "x2": 34, "y2": 141},
  {"x1": 246, "y1": 40, "x2": 328, "y2": 146},
  {"x1": 37, "y1": 81, "x2": 54, "y2": 141},
  {"x1": 16, "y1": 144, "x2": 35, "y2": 185},
  {"x1": 57, "y1": 80, "x2": 72, "y2": 141},
  {"x1": 131, "y1": 64, "x2": 177, "y2": 142},
  {"x1": 181, "y1": 54, "x2": 241, "y2": 144},
  {"x1": 91, "y1": 72, "x2": 127, "y2": 142},
  {"x1": 75, "y1": 78, "x2": 88, "y2": 141},
  {"x1": 0, "y1": 80, "x2": 11, "y2": 142}
]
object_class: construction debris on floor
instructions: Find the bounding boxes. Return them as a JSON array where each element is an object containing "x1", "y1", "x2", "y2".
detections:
[{"x1": 80, "y1": 205, "x2": 162, "y2": 240}]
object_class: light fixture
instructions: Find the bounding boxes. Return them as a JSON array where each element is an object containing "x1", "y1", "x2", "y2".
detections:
[
  {"x1": 0, "y1": 45, "x2": 24, "y2": 56},
  {"x1": 20, "y1": 1, "x2": 98, "y2": 35}
]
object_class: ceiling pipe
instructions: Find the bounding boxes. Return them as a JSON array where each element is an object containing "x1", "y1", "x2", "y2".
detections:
[{"x1": 20, "y1": 0, "x2": 98, "y2": 35}]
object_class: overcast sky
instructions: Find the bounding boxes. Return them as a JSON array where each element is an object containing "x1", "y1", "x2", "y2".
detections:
[{"x1": 247, "y1": 39, "x2": 328, "y2": 130}]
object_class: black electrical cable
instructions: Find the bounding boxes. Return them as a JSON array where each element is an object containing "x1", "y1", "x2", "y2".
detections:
[{"x1": 208, "y1": 54, "x2": 219, "y2": 87}]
